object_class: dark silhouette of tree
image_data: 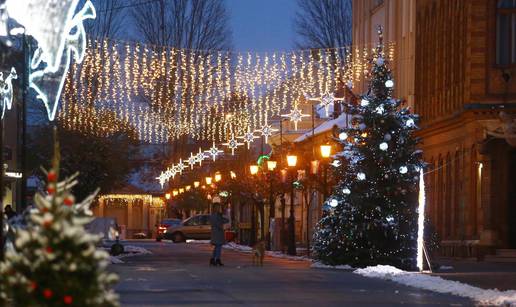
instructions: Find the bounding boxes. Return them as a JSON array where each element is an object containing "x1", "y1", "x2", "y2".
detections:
[{"x1": 294, "y1": 0, "x2": 352, "y2": 49}]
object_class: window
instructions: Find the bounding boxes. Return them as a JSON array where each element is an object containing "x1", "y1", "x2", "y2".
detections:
[{"x1": 496, "y1": 0, "x2": 516, "y2": 65}]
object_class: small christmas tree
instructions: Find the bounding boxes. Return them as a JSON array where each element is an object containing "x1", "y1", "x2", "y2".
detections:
[
  {"x1": 312, "y1": 27, "x2": 424, "y2": 270},
  {"x1": 0, "y1": 130, "x2": 119, "y2": 306}
]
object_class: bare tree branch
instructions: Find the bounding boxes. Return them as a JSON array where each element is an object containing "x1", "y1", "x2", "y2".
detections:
[
  {"x1": 84, "y1": 0, "x2": 124, "y2": 39},
  {"x1": 294, "y1": 0, "x2": 352, "y2": 50}
]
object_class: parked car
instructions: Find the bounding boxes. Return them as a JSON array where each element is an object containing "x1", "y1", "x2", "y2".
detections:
[
  {"x1": 164, "y1": 214, "x2": 229, "y2": 243},
  {"x1": 156, "y1": 218, "x2": 182, "y2": 241}
]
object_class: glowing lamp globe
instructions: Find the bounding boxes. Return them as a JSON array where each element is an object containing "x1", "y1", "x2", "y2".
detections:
[
  {"x1": 320, "y1": 144, "x2": 332, "y2": 158},
  {"x1": 214, "y1": 172, "x2": 222, "y2": 182},
  {"x1": 338, "y1": 132, "x2": 348, "y2": 141},
  {"x1": 205, "y1": 177, "x2": 213, "y2": 185},
  {"x1": 286, "y1": 155, "x2": 298, "y2": 167},
  {"x1": 250, "y1": 165, "x2": 259, "y2": 175},
  {"x1": 179, "y1": 188, "x2": 184, "y2": 194},
  {"x1": 165, "y1": 193, "x2": 171, "y2": 200},
  {"x1": 267, "y1": 160, "x2": 277, "y2": 171},
  {"x1": 173, "y1": 190, "x2": 179, "y2": 197},
  {"x1": 185, "y1": 185, "x2": 191, "y2": 191},
  {"x1": 193, "y1": 181, "x2": 200, "y2": 188}
]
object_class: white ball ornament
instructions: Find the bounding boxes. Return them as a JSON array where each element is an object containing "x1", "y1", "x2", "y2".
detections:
[
  {"x1": 360, "y1": 99, "x2": 369, "y2": 107},
  {"x1": 342, "y1": 188, "x2": 351, "y2": 195},
  {"x1": 384, "y1": 133, "x2": 392, "y2": 141},
  {"x1": 379, "y1": 142, "x2": 388, "y2": 151},
  {"x1": 329, "y1": 199, "x2": 338, "y2": 208},
  {"x1": 375, "y1": 105, "x2": 384, "y2": 114},
  {"x1": 376, "y1": 57, "x2": 384, "y2": 66},
  {"x1": 331, "y1": 160, "x2": 341, "y2": 167},
  {"x1": 339, "y1": 132, "x2": 348, "y2": 141},
  {"x1": 385, "y1": 79, "x2": 394, "y2": 88},
  {"x1": 399, "y1": 166, "x2": 408, "y2": 174},
  {"x1": 357, "y1": 172, "x2": 366, "y2": 180},
  {"x1": 406, "y1": 118, "x2": 415, "y2": 127}
]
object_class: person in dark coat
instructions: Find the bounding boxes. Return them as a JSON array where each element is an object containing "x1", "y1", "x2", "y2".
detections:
[
  {"x1": 4, "y1": 205, "x2": 16, "y2": 220},
  {"x1": 210, "y1": 203, "x2": 226, "y2": 266}
]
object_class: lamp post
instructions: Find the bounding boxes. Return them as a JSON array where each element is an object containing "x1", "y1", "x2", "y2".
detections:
[
  {"x1": 320, "y1": 144, "x2": 332, "y2": 201},
  {"x1": 205, "y1": 177, "x2": 213, "y2": 185},
  {"x1": 193, "y1": 181, "x2": 200, "y2": 188},
  {"x1": 286, "y1": 154, "x2": 298, "y2": 256},
  {"x1": 266, "y1": 160, "x2": 277, "y2": 250},
  {"x1": 214, "y1": 172, "x2": 222, "y2": 183}
]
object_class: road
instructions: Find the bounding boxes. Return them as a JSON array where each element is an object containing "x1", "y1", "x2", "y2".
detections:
[{"x1": 111, "y1": 241, "x2": 472, "y2": 306}]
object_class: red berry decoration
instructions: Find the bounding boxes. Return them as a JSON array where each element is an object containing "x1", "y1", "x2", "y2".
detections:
[
  {"x1": 43, "y1": 220, "x2": 52, "y2": 228},
  {"x1": 63, "y1": 295, "x2": 73, "y2": 305},
  {"x1": 47, "y1": 170, "x2": 57, "y2": 182},
  {"x1": 47, "y1": 186, "x2": 56, "y2": 195},
  {"x1": 64, "y1": 197, "x2": 74, "y2": 206},
  {"x1": 43, "y1": 289, "x2": 53, "y2": 299},
  {"x1": 46, "y1": 246, "x2": 53, "y2": 254}
]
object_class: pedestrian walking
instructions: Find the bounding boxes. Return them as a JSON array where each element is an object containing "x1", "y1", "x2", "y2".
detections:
[{"x1": 210, "y1": 203, "x2": 226, "y2": 266}]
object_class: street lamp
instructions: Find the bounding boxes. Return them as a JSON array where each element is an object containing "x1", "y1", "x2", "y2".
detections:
[
  {"x1": 205, "y1": 177, "x2": 213, "y2": 185},
  {"x1": 286, "y1": 154, "x2": 298, "y2": 256},
  {"x1": 173, "y1": 189, "x2": 179, "y2": 197},
  {"x1": 320, "y1": 144, "x2": 332, "y2": 158},
  {"x1": 267, "y1": 160, "x2": 277, "y2": 171},
  {"x1": 179, "y1": 188, "x2": 184, "y2": 194},
  {"x1": 193, "y1": 181, "x2": 200, "y2": 188},
  {"x1": 185, "y1": 185, "x2": 191, "y2": 191},
  {"x1": 250, "y1": 164, "x2": 259, "y2": 175},
  {"x1": 215, "y1": 172, "x2": 222, "y2": 182},
  {"x1": 165, "y1": 193, "x2": 171, "y2": 200}
]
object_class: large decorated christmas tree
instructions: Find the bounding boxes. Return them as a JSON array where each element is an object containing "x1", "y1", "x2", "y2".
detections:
[
  {"x1": 312, "y1": 28, "x2": 424, "y2": 270},
  {"x1": 0, "y1": 131, "x2": 119, "y2": 306}
]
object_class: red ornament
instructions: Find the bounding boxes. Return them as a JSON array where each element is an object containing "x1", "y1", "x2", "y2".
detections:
[
  {"x1": 47, "y1": 171, "x2": 57, "y2": 182},
  {"x1": 43, "y1": 220, "x2": 52, "y2": 228},
  {"x1": 43, "y1": 289, "x2": 53, "y2": 299},
  {"x1": 46, "y1": 246, "x2": 53, "y2": 254},
  {"x1": 64, "y1": 197, "x2": 74, "y2": 206},
  {"x1": 29, "y1": 281, "x2": 37, "y2": 290},
  {"x1": 63, "y1": 295, "x2": 73, "y2": 305},
  {"x1": 47, "y1": 186, "x2": 56, "y2": 195}
]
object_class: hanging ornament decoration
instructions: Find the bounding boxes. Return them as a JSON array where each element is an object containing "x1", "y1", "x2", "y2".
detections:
[
  {"x1": 342, "y1": 188, "x2": 351, "y2": 195},
  {"x1": 0, "y1": 67, "x2": 18, "y2": 119},
  {"x1": 399, "y1": 166, "x2": 408, "y2": 174},
  {"x1": 360, "y1": 98, "x2": 370, "y2": 107},
  {"x1": 329, "y1": 199, "x2": 339, "y2": 208},
  {"x1": 256, "y1": 118, "x2": 278, "y2": 144},
  {"x1": 306, "y1": 92, "x2": 344, "y2": 117},
  {"x1": 379, "y1": 142, "x2": 388, "y2": 151},
  {"x1": 176, "y1": 159, "x2": 186, "y2": 175},
  {"x1": 238, "y1": 127, "x2": 259, "y2": 149},
  {"x1": 357, "y1": 172, "x2": 366, "y2": 180},
  {"x1": 282, "y1": 104, "x2": 309, "y2": 131},
  {"x1": 385, "y1": 79, "x2": 394, "y2": 88},
  {"x1": 223, "y1": 134, "x2": 243, "y2": 156},
  {"x1": 338, "y1": 132, "x2": 348, "y2": 141},
  {"x1": 206, "y1": 142, "x2": 223, "y2": 161},
  {"x1": 195, "y1": 147, "x2": 206, "y2": 165},
  {"x1": 187, "y1": 153, "x2": 196, "y2": 170}
]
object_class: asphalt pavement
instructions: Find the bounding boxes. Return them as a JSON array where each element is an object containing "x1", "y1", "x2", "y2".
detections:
[{"x1": 111, "y1": 240, "x2": 473, "y2": 307}]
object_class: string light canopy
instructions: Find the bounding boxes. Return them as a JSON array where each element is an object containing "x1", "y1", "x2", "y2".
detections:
[{"x1": 58, "y1": 37, "x2": 395, "y2": 143}]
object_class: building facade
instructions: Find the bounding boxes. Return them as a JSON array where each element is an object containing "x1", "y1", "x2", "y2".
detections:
[{"x1": 352, "y1": 0, "x2": 516, "y2": 257}]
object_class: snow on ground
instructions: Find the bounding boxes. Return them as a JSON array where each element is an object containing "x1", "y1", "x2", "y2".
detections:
[
  {"x1": 354, "y1": 265, "x2": 516, "y2": 306},
  {"x1": 311, "y1": 262, "x2": 353, "y2": 270},
  {"x1": 109, "y1": 245, "x2": 152, "y2": 264}
]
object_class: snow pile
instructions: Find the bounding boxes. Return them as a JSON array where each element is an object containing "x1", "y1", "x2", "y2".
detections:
[
  {"x1": 223, "y1": 242, "x2": 253, "y2": 252},
  {"x1": 109, "y1": 245, "x2": 152, "y2": 264},
  {"x1": 311, "y1": 262, "x2": 353, "y2": 270},
  {"x1": 265, "y1": 251, "x2": 311, "y2": 262},
  {"x1": 186, "y1": 239, "x2": 211, "y2": 244},
  {"x1": 354, "y1": 265, "x2": 516, "y2": 306}
]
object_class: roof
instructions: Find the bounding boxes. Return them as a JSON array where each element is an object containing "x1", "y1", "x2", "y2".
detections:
[{"x1": 294, "y1": 113, "x2": 350, "y2": 143}]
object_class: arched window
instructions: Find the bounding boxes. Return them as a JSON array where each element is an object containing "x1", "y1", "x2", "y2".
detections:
[{"x1": 496, "y1": 0, "x2": 516, "y2": 66}]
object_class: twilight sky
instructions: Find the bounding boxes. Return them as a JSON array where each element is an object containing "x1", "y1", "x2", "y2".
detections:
[{"x1": 226, "y1": 0, "x2": 298, "y2": 52}]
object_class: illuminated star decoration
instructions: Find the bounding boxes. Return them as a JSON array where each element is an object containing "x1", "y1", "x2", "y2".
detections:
[
  {"x1": 238, "y1": 127, "x2": 259, "y2": 149},
  {"x1": 187, "y1": 153, "x2": 196, "y2": 170},
  {"x1": 206, "y1": 142, "x2": 223, "y2": 161},
  {"x1": 307, "y1": 92, "x2": 344, "y2": 117},
  {"x1": 176, "y1": 159, "x2": 186, "y2": 175},
  {"x1": 0, "y1": 67, "x2": 17, "y2": 118},
  {"x1": 282, "y1": 105, "x2": 309, "y2": 131},
  {"x1": 223, "y1": 134, "x2": 244, "y2": 156},
  {"x1": 3, "y1": 0, "x2": 96, "y2": 121},
  {"x1": 157, "y1": 173, "x2": 167, "y2": 188},
  {"x1": 195, "y1": 147, "x2": 206, "y2": 166},
  {"x1": 256, "y1": 118, "x2": 278, "y2": 144}
]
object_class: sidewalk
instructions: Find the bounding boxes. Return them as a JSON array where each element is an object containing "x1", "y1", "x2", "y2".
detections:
[{"x1": 432, "y1": 258, "x2": 516, "y2": 291}]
